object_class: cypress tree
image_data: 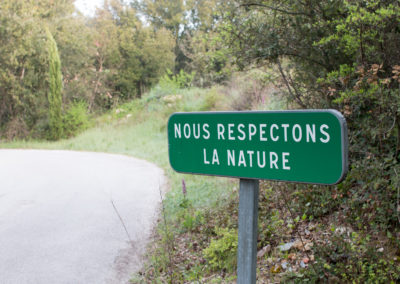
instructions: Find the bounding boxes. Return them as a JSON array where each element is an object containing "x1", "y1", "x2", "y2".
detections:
[{"x1": 46, "y1": 27, "x2": 63, "y2": 140}]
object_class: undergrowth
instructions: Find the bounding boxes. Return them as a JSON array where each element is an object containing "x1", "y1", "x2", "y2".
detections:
[{"x1": 3, "y1": 70, "x2": 397, "y2": 283}]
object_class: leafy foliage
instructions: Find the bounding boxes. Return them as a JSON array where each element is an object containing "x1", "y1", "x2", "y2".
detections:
[
  {"x1": 221, "y1": 0, "x2": 400, "y2": 227},
  {"x1": 285, "y1": 232, "x2": 400, "y2": 283},
  {"x1": 0, "y1": 0, "x2": 176, "y2": 139},
  {"x1": 159, "y1": 69, "x2": 196, "y2": 89},
  {"x1": 62, "y1": 101, "x2": 90, "y2": 138},
  {"x1": 134, "y1": 0, "x2": 230, "y2": 84},
  {"x1": 203, "y1": 227, "x2": 238, "y2": 272},
  {"x1": 2, "y1": 0, "x2": 400, "y2": 282},
  {"x1": 92, "y1": 1, "x2": 175, "y2": 101},
  {"x1": 218, "y1": 0, "x2": 400, "y2": 281},
  {"x1": 0, "y1": 0, "x2": 49, "y2": 139}
]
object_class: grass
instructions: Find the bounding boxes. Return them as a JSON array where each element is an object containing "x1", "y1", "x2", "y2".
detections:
[
  {"x1": 1, "y1": 74, "x2": 289, "y2": 283},
  {"x1": 0, "y1": 86, "x2": 234, "y2": 221}
]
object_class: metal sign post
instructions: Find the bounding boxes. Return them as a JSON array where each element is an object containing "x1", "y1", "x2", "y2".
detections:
[
  {"x1": 237, "y1": 179, "x2": 259, "y2": 284},
  {"x1": 167, "y1": 110, "x2": 348, "y2": 283}
]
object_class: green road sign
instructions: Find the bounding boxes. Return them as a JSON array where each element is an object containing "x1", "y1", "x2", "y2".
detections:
[{"x1": 168, "y1": 110, "x2": 348, "y2": 184}]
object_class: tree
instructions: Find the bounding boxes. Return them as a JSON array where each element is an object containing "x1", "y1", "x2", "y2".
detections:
[
  {"x1": 0, "y1": 0, "x2": 177, "y2": 138},
  {"x1": 0, "y1": 0, "x2": 49, "y2": 139},
  {"x1": 46, "y1": 27, "x2": 63, "y2": 140},
  {"x1": 177, "y1": 0, "x2": 232, "y2": 85},
  {"x1": 93, "y1": 0, "x2": 175, "y2": 99},
  {"x1": 134, "y1": 0, "x2": 187, "y2": 72},
  {"x1": 0, "y1": 0, "x2": 91, "y2": 139},
  {"x1": 134, "y1": 27, "x2": 175, "y2": 95},
  {"x1": 51, "y1": 14, "x2": 96, "y2": 108},
  {"x1": 221, "y1": 0, "x2": 400, "y2": 237},
  {"x1": 134, "y1": 0, "x2": 185, "y2": 37},
  {"x1": 218, "y1": 3, "x2": 400, "y2": 281},
  {"x1": 133, "y1": 0, "x2": 229, "y2": 83},
  {"x1": 220, "y1": 0, "x2": 351, "y2": 106}
]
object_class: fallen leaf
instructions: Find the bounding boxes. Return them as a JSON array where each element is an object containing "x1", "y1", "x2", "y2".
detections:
[
  {"x1": 257, "y1": 245, "x2": 271, "y2": 258},
  {"x1": 270, "y1": 264, "x2": 282, "y2": 273},
  {"x1": 305, "y1": 242, "x2": 314, "y2": 251},
  {"x1": 293, "y1": 240, "x2": 303, "y2": 250}
]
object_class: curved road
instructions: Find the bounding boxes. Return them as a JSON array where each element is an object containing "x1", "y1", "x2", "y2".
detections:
[{"x1": 0, "y1": 149, "x2": 166, "y2": 284}]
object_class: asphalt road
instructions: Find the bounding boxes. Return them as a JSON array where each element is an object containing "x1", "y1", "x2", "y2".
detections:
[{"x1": 0, "y1": 149, "x2": 166, "y2": 284}]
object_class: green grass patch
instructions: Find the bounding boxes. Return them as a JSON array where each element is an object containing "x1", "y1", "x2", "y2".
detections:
[
  {"x1": 1, "y1": 78, "x2": 286, "y2": 282},
  {"x1": 1, "y1": 86, "x2": 234, "y2": 222}
]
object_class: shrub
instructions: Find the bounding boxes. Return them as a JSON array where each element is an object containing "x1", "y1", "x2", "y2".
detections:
[
  {"x1": 63, "y1": 101, "x2": 90, "y2": 138},
  {"x1": 203, "y1": 227, "x2": 238, "y2": 272},
  {"x1": 200, "y1": 87, "x2": 219, "y2": 111},
  {"x1": 223, "y1": 69, "x2": 280, "y2": 111},
  {"x1": 4, "y1": 117, "x2": 29, "y2": 141},
  {"x1": 159, "y1": 69, "x2": 196, "y2": 90},
  {"x1": 285, "y1": 233, "x2": 400, "y2": 283}
]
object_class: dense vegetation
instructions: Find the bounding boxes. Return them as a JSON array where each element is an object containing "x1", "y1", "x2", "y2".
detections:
[
  {"x1": 0, "y1": 0, "x2": 175, "y2": 139},
  {"x1": 220, "y1": 1, "x2": 400, "y2": 282},
  {"x1": 1, "y1": 0, "x2": 400, "y2": 282}
]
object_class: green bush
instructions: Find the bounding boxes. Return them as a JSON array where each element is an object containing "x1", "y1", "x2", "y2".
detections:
[
  {"x1": 144, "y1": 69, "x2": 195, "y2": 101},
  {"x1": 285, "y1": 233, "x2": 400, "y2": 283},
  {"x1": 200, "y1": 87, "x2": 219, "y2": 111},
  {"x1": 159, "y1": 69, "x2": 196, "y2": 90},
  {"x1": 203, "y1": 227, "x2": 238, "y2": 272},
  {"x1": 63, "y1": 101, "x2": 90, "y2": 138}
]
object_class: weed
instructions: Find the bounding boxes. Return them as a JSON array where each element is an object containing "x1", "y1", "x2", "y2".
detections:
[
  {"x1": 200, "y1": 87, "x2": 220, "y2": 111},
  {"x1": 203, "y1": 227, "x2": 238, "y2": 272},
  {"x1": 159, "y1": 69, "x2": 196, "y2": 89}
]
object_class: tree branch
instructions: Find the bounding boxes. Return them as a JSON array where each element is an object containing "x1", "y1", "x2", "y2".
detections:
[
  {"x1": 240, "y1": 3, "x2": 312, "y2": 17},
  {"x1": 282, "y1": 51, "x2": 329, "y2": 69},
  {"x1": 277, "y1": 58, "x2": 307, "y2": 108}
]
